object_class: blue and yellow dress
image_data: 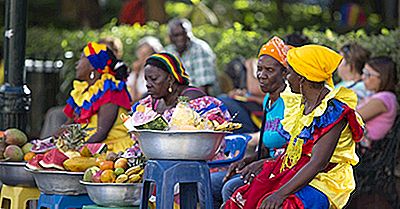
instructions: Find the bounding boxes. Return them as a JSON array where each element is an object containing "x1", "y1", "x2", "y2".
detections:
[{"x1": 225, "y1": 87, "x2": 364, "y2": 209}]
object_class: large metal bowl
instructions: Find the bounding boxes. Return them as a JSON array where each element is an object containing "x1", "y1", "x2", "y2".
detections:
[
  {"x1": 0, "y1": 162, "x2": 36, "y2": 187},
  {"x1": 26, "y1": 168, "x2": 86, "y2": 195},
  {"x1": 133, "y1": 130, "x2": 228, "y2": 160},
  {"x1": 80, "y1": 181, "x2": 142, "y2": 207}
]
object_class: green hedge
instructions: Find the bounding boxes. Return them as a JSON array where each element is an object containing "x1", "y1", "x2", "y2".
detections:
[{"x1": 1, "y1": 22, "x2": 400, "y2": 101}]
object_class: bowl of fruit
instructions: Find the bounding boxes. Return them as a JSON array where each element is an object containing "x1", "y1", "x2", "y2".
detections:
[
  {"x1": 125, "y1": 98, "x2": 241, "y2": 160},
  {"x1": 80, "y1": 149, "x2": 145, "y2": 207},
  {"x1": 0, "y1": 128, "x2": 37, "y2": 187}
]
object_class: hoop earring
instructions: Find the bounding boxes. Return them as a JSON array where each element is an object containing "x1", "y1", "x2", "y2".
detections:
[{"x1": 89, "y1": 71, "x2": 95, "y2": 80}]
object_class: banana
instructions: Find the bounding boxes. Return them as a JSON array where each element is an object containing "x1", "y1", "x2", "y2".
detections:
[
  {"x1": 138, "y1": 169, "x2": 144, "y2": 176},
  {"x1": 215, "y1": 121, "x2": 242, "y2": 131},
  {"x1": 128, "y1": 174, "x2": 141, "y2": 183},
  {"x1": 125, "y1": 165, "x2": 142, "y2": 176},
  {"x1": 115, "y1": 174, "x2": 128, "y2": 183}
]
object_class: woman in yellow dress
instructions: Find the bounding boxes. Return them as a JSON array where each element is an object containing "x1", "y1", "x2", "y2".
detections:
[
  {"x1": 63, "y1": 42, "x2": 133, "y2": 153},
  {"x1": 225, "y1": 45, "x2": 364, "y2": 209}
]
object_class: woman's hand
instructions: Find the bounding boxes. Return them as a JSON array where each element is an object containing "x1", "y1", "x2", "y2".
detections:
[
  {"x1": 239, "y1": 158, "x2": 269, "y2": 184},
  {"x1": 258, "y1": 192, "x2": 286, "y2": 209},
  {"x1": 223, "y1": 155, "x2": 257, "y2": 182}
]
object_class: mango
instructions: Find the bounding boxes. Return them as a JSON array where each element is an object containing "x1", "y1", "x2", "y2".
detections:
[
  {"x1": 21, "y1": 143, "x2": 34, "y2": 154},
  {"x1": 0, "y1": 139, "x2": 6, "y2": 159},
  {"x1": 114, "y1": 167, "x2": 125, "y2": 176},
  {"x1": 3, "y1": 145, "x2": 24, "y2": 161},
  {"x1": 83, "y1": 166, "x2": 100, "y2": 182},
  {"x1": 24, "y1": 152, "x2": 36, "y2": 161},
  {"x1": 114, "y1": 158, "x2": 128, "y2": 169},
  {"x1": 99, "y1": 161, "x2": 114, "y2": 170},
  {"x1": 101, "y1": 169, "x2": 116, "y2": 183},
  {"x1": 5, "y1": 128, "x2": 27, "y2": 146}
]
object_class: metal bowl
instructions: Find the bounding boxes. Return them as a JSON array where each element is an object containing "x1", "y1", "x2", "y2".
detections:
[
  {"x1": 133, "y1": 130, "x2": 228, "y2": 160},
  {"x1": 26, "y1": 168, "x2": 86, "y2": 195},
  {"x1": 80, "y1": 181, "x2": 142, "y2": 207},
  {"x1": 0, "y1": 162, "x2": 36, "y2": 187}
]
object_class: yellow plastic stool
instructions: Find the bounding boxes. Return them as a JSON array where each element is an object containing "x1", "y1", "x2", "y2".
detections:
[{"x1": 0, "y1": 185, "x2": 40, "y2": 209}]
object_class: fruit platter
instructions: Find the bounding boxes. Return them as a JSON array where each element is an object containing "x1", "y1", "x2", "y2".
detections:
[
  {"x1": 0, "y1": 128, "x2": 36, "y2": 187},
  {"x1": 80, "y1": 141, "x2": 145, "y2": 207},
  {"x1": 25, "y1": 124, "x2": 108, "y2": 195},
  {"x1": 123, "y1": 96, "x2": 242, "y2": 160}
]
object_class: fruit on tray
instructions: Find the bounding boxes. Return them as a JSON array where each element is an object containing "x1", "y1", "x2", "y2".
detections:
[
  {"x1": 3, "y1": 145, "x2": 24, "y2": 161},
  {"x1": 63, "y1": 157, "x2": 98, "y2": 172},
  {"x1": 83, "y1": 166, "x2": 100, "y2": 182},
  {"x1": 100, "y1": 169, "x2": 116, "y2": 183},
  {"x1": 24, "y1": 152, "x2": 36, "y2": 161},
  {"x1": 26, "y1": 154, "x2": 44, "y2": 170},
  {"x1": 4, "y1": 128, "x2": 28, "y2": 146},
  {"x1": 92, "y1": 170, "x2": 103, "y2": 183},
  {"x1": 30, "y1": 137, "x2": 56, "y2": 154},
  {"x1": 22, "y1": 143, "x2": 34, "y2": 154},
  {"x1": 39, "y1": 149, "x2": 69, "y2": 170},
  {"x1": 114, "y1": 158, "x2": 128, "y2": 169},
  {"x1": 56, "y1": 124, "x2": 89, "y2": 152},
  {"x1": 80, "y1": 143, "x2": 107, "y2": 157}
]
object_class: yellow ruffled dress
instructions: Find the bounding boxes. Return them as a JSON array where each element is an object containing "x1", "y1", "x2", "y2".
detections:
[{"x1": 280, "y1": 87, "x2": 364, "y2": 209}]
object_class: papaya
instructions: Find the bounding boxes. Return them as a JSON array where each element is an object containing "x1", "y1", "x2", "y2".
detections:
[
  {"x1": 3, "y1": 145, "x2": 24, "y2": 161},
  {"x1": 5, "y1": 128, "x2": 27, "y2": 146},
  {"x1": 63, "y1": 157, "x2": 97, "y2": 172}
]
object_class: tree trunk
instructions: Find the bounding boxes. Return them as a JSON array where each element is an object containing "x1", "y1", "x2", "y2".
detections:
[{"x1": 144, "y1": 0, "x2": 167, "y2": 24}]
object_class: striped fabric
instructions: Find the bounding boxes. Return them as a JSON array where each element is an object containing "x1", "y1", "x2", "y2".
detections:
[{"x1": 146, "y1": 52, "x2": 190, "y2": 85}]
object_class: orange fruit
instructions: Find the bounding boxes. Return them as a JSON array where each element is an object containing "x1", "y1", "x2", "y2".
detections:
[
  {"x1": 100, "y1": 169, "x2": 116, "y2": 183},
  {"x1": 99, "y1": 161, "x2": 114, "y2": 170},
  {"x1": 24, "y1": 152, "x2": 36, "y2": 161},
  {"x1": 114, "y1": 158, "x2": 128, "y2": 169}
]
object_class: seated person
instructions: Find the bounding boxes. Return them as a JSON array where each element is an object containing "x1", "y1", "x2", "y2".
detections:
[
  {"x1": 336, "y1": 43, "x2": 371, "y2": 102},
  {"x1": 218, "y1": 58, "x2": 265, "y2": 134},
  {"x1": 357, "y1": 56, "x2": 398, "y2": 148},
  {"x1": 225, "y1": 45, "x2": 364, "y2": 209},
  {"x1": 126, "y1": 36, "x2": 163, "y2": 103},
  {"x1": 210, "y1": 37, "x2": 292, "y2": 209},
  {"x1": 63, "y1": 42, "x2": 133, "y2": 153}
]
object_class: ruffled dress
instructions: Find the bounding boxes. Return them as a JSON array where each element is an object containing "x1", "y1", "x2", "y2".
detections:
[
  {"x1": 225, "y1": 87, "x2": 364, "y2": 209},
  {"x1": 64, "y1": 74, "x2": 133, "y2": 153}
]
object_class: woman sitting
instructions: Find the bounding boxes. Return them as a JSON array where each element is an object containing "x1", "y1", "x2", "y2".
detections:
[
  {"x1": 131, "y1": 52, "x2": 230, "y2": 125},
  {"x1": 357, "y1": 56, "x2": 398, "y2": 148},
  {"x1": 210, "y1": 36, "x2": 293, "y2": 209},
  {"x1": 63, "y1": 42, "x2": 133, "y2": 153},
  {"x1": 225, "y1": 45, "x2": 364, "y2": 209},
  {"x1": 336, "y1": 43, "x2": 371, "y2": 102}
]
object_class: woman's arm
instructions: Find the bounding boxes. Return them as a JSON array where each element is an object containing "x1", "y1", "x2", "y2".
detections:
[
  {"x1": 357, "y1": 98, "x2": 388, "y2": 122},
  {"x1": 86, "y1": 103, "x2": 119, "y2": 143},
  {"x1": 259, "y1": 119, "x2": 346, "y2": 209}
]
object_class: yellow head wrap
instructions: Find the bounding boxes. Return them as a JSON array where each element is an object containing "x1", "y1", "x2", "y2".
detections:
[{"x1": 287, "y1": 45, "x2": 343, "y2": 88}]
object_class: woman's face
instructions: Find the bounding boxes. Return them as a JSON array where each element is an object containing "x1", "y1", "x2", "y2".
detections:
[
  {"x1": 144, "y1": 65, "x2": 171, "y2": 99},
  {"x1": 362, "y1": 64, "x2": 381, "y2": 92},
  {"x1": 337, "y1": 53, "x2": 352, "y2": 81},
  {"x1": 256, "y1": 55, "x2": 285, "y2": 93},
  {"x1": 75, "y1": 54, "x2": 93, "y2": 81},
  {"x1": 286, "y1": 65, "x2": 302, "y2": 94}
]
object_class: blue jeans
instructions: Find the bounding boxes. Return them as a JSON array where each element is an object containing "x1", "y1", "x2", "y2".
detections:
[{"x1": 202, "y1": 171, "x2": 245, "y2": 208}]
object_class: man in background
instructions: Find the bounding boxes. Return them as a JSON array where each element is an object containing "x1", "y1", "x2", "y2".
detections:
[{"x1": 165, "y1": 18, "x2": 218, "y2": 95}]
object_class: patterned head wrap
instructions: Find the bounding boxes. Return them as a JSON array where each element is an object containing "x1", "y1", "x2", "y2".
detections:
[
  {"x1": 258, "y1": 36, "x2": 292, "y2": 67},
  {"x1": 287, "y1": 45, "x2": 343, "y2": 88},
  {"x1": 145, "y1": 52, "x2": 190, "y2": 85},
  {"x1": 83, "y1": 42, "x2": 119, "y2": 75}
]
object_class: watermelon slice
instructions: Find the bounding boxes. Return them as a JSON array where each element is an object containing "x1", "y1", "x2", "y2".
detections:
[
  {"x1": 79, "y1": 143, "x2": 107, "y2": 155},
  {"x1": 39, "y1": 149, "x2": 68, "y2": 170},
  {"x1": 26, "y1": 154, "x2": 44, "y2": 170}
]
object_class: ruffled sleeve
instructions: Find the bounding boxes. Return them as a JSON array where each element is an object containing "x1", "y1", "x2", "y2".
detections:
[{"x1": 64, "y1": 74, "x2": 131, "y2": 123}]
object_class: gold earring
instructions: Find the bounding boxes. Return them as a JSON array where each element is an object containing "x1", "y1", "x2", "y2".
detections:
[{"x1": 168, "y1": 84, "x2": 173, "y2": 93}]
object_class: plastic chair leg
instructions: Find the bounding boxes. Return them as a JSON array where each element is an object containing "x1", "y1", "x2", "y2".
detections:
[{"x1": 180, "y1": 183, "x2": 197, "y2": 209}]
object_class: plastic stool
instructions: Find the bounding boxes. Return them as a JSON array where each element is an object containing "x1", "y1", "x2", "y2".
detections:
[
  {"x1": 82, "y1": 205, "x2": 139, "y2": 209},
  {"x1": 38, "y1": 193, "x2": 94, "y2": 209},
  {"x1": 140, "y1": 160, "x2": 213, "y2": 209},
  {"x1": 0, "y1": 185, "x2": 40, "y2": 209}
]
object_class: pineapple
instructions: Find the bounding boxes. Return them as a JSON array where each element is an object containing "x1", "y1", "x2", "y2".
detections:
[
  {"x1": 55, "y1": 124, "x2": 90, "y2": 153},
  {"x1": 169, "y1": 96, "x2": 200, "y2": 130}
]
